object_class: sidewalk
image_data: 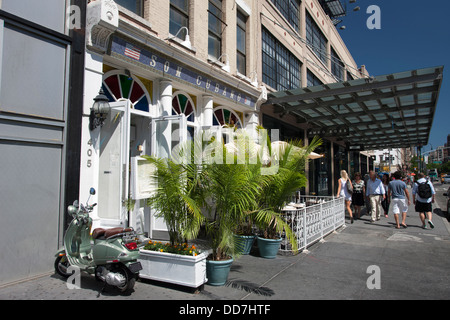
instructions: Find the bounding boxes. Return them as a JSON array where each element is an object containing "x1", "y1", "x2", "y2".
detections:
[{"x1": 1, "y1": 200, "x2": 450, "y2": 300}]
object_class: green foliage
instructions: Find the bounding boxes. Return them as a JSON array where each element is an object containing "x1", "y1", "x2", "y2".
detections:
[
  {"x1": 143, "y1": 153, "x2": 206, "y2": 246},
  {"x1": 143, "y1": 129, "x2": 322, "y2": 261}
]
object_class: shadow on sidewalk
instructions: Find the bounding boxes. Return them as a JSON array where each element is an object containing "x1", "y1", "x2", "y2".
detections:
[{"x1": 225, "y1": 278, "x2": 275, "y2": 297}]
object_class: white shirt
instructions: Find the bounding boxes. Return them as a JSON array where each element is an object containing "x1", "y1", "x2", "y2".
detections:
[{"x1": 412, "y1": 178, "x2": 435, "y2": 203}]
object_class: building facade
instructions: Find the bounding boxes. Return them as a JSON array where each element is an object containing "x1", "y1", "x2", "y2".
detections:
[
  {"x1": 0, "y1": 0, "x2": 86, "y2": 285},
  {"x1": 80, "y1": 0, "x2": 372, "y2": 240}
]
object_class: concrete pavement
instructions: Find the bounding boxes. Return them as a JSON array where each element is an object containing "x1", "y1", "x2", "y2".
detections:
[{"x1": 1, "y1": 184, "x2": 449, "y2": 300}]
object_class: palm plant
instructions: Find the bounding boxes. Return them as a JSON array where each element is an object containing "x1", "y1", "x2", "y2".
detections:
[
  {"x1": 142, "y1": 151, "x2": 206, "y2": 246},
  {"x1": 253, "y1": 135, "x2": 323, "y2": 252},
  {"x1": 201, "y1": 139, "x2": 265, "y2": 261}
]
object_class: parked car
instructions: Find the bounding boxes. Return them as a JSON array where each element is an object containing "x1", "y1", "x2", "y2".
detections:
[
  {"x1": 445, "y1": 187, "x2": 450, "y2": 218},
  {"x1": 444, "y1": 175, "x2": 450, "y2": 184}
]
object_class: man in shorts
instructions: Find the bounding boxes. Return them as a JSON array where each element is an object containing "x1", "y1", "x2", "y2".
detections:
[
  {"x1": 388, "y1": 171, "x2": 411, "y2": 229},
  {"x1": 412, "y1": 172, "x2": 436, "y2": 229}
]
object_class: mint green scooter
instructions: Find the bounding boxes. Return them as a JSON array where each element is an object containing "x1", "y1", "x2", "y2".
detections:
[{"x1": 55, "y1": 188, "x2": 142, "y2": 293}]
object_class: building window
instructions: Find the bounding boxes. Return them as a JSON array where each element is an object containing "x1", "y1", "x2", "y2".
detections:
[
  {"x1": 271, "y1": 0, "x2": 301, "y2": 32},
  {"x1": 236, "y1": 10, "x2": 247, "y2": 75},
  {"x1": 213, "y1": 107, "x2": 243, "y2": 128},
  {"x1": 305, "y1": 11, "x2": 327, "y2": 64},
  {"x1": 262, "y1": 27, "x2": 301, "y2": 91},
  {"x1": 307, "y1": 70, "x2": 323, "y2": 87},
  {"x1": 208, "y1": 0, "x2": 223, "y2": 59},
  {"x1": 170, "y1": 0, "x2": 189, "y2": 39},
  {"x1": 331, "y1": 47, "x2": 344, "y2": 81},
  {"x1": 115, "y1": 0, "x2": 143, "y2": 17}
]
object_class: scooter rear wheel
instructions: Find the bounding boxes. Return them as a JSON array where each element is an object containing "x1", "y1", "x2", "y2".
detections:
[
  {"x1": 115, "y1": 265, "x2": 136, "y2": 293},
  {"x1": 54, "y1": 255, "x2": 71, "y2": 278}
]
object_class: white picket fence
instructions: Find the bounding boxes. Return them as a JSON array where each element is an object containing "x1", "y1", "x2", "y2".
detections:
[{"x1": 280, "y1": 195, "x2": 345, "y2": 254}]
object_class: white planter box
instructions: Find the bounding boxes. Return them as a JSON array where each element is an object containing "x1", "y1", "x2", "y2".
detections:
[{"x1": 138, "y1": 249, "x2": 208, "y2": 288}]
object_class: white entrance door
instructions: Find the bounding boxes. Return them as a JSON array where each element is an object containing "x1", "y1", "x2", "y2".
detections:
[
  {"x1": 97, "y1": 101, "x2": 131, "y2": 227},
  {"x1": 148, "y1": 114, "x2": 187, "y2": 239}
]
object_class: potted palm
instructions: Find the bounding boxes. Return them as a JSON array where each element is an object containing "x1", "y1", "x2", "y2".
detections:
[
  {"x1": 137, "y1": 150, "x2": 209, "y2": 288},
  {"x1": 254, "y1": 136, "x2": 322, "y2": 258},
  {"x1": 201, "y1": 136, "x2": 265, "y2": 285}
]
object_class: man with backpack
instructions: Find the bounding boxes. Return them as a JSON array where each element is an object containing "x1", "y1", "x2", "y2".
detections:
[{"x1": 412, "y1": 172, "x2": 436, "y2": 229}]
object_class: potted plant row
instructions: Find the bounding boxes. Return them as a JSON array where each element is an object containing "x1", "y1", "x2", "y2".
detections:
[{"x1": 138, "y1": 129, "x2": 321, "y2": 287}]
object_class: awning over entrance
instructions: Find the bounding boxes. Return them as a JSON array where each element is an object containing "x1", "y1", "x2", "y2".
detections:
[{"x1": 264, "y1": 66, "x2": 444, "y2": 150}]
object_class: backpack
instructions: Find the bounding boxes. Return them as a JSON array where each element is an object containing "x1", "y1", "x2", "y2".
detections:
[{"x1": 416, "y1": 180, "x2": 432, "y2": 199}]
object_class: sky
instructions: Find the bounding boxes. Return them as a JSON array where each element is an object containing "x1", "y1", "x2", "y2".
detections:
[{"x1": 337, "y1": 0, "x2": 450, "y2": 154}]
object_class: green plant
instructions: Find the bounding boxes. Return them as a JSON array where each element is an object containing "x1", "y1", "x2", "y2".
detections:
[
  {"x1": 142, "y1": 153, "x2": 206, "y2": 246},
  {"x1": 201, "y1": 134, "x2": 265, "y2": 261},
  {"x1": 253, "y1": 135, "x2": 323, "y2": 250}
]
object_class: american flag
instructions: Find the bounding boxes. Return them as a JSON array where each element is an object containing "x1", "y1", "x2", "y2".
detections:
[{"x1": 124, "y1": 44, "x2": 141, "y2": 61}]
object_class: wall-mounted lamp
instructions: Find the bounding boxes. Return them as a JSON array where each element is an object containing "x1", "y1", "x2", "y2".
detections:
[
  {"x1": 167, "y1": 26, "x2": 192, "y2": 50},
  {"x1": 209, "y1": 53, "x2": 231, "y2": 73},
  {"x1": 89, "y1": 88, "x2": 111, "y2": 131}
]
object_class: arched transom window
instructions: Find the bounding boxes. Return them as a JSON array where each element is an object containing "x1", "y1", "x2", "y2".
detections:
[
  {"x1": 213, "y1": 107, "x2": 243, "y2": 129},
  {"x1": 102, "y1": 70, "x2": 151, "y2": 112}
]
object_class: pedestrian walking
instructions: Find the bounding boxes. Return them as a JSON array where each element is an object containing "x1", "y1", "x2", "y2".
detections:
[
  {"x1": 412, "y1": 172, "x2": 436, "y2": 229},
  {"x1": 388, "y1": 171, "x2": 411, "y2": 229},
  {"x1": 364, "y1": 173, "x2": 371, "y2": 214},
  {"x1": 351, "y1": 172, "x2": 365, "y2": 220},
  {"x1": 336, "y1": 170, "x2": 354, "y2": 224},
  {"x1": 366, "y1": 171, "x2": 386, "y2": 222},
  {"x1": 381, "y1": 173, "x2": 390, "y2": 218}
]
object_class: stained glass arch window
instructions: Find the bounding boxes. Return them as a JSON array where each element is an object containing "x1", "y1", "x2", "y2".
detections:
[
  {"x1": 102, "y1": 70, "x2": 151, "y2": 112},
  {"x1": 172, "y1": 91, "x2": 196, "y2": 123},
  {"x1": 213, "y1": 107, "x2": 243, "y2": 129}
]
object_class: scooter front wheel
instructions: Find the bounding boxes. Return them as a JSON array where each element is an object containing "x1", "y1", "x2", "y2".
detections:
[{"x1": 54, "y1": 255, "x2": 71, "y2": 278}]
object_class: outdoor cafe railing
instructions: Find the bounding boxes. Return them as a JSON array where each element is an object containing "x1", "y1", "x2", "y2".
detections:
[{"x1": 280, "y1": 194, "x2": 345, "y2": 254}]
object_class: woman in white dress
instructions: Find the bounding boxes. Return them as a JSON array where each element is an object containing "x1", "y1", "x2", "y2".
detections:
[{"x1": 336, "y1": 170, "x2": 354, "y2": 223}]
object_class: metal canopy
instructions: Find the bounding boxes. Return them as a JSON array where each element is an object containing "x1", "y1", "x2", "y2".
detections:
[{"x1": 264, "y1": 66, "x2": 444, "y2": 151}]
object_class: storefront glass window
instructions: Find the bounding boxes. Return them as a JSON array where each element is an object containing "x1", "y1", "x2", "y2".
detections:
[{"x1": 309, "y1": 140, "x2": 331, "y2": 196}]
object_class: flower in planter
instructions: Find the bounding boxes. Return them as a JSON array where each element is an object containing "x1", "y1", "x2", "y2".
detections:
[{"x1": 143, "y1": 241, "x2": 201, "y2": 256}]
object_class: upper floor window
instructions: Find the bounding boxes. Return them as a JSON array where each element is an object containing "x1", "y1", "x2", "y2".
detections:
[
  {"x1": 262, "y1": 27, "x2": 301, "y2": 91},
  {"x1": 271, "y1": 0, "x2": 301, "y2": 32},
  {"x1": 208, "y1": 0, "x2": 224, "y2": 59},
  {"x1": 170, "y1": 0, "x2": 189, "y2": 40},
  {"x1": 331, "y1": 47, "x2": 344, "y2": 81},
  {"x1": 236, "y1": 10, "x2": 248, "y2": 75},
  {"x1": 307, "y1": 70, "x2": 323, "y2": 87},
  {"x1": 306, "y1": 11, "x2": 327, "y2": 64},
  {"x1": 115, "y1": 0, "x2": 143, "y2": 17}
]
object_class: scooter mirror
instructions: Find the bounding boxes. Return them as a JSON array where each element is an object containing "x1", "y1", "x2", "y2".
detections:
[{"x1": 90, "y1": 188, "x2": 96, "y2": 195}]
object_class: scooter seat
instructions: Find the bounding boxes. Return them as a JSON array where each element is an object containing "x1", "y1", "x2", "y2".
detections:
[{"x1": 92, "y1": 227, "x2": 133, "y2": 240}]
